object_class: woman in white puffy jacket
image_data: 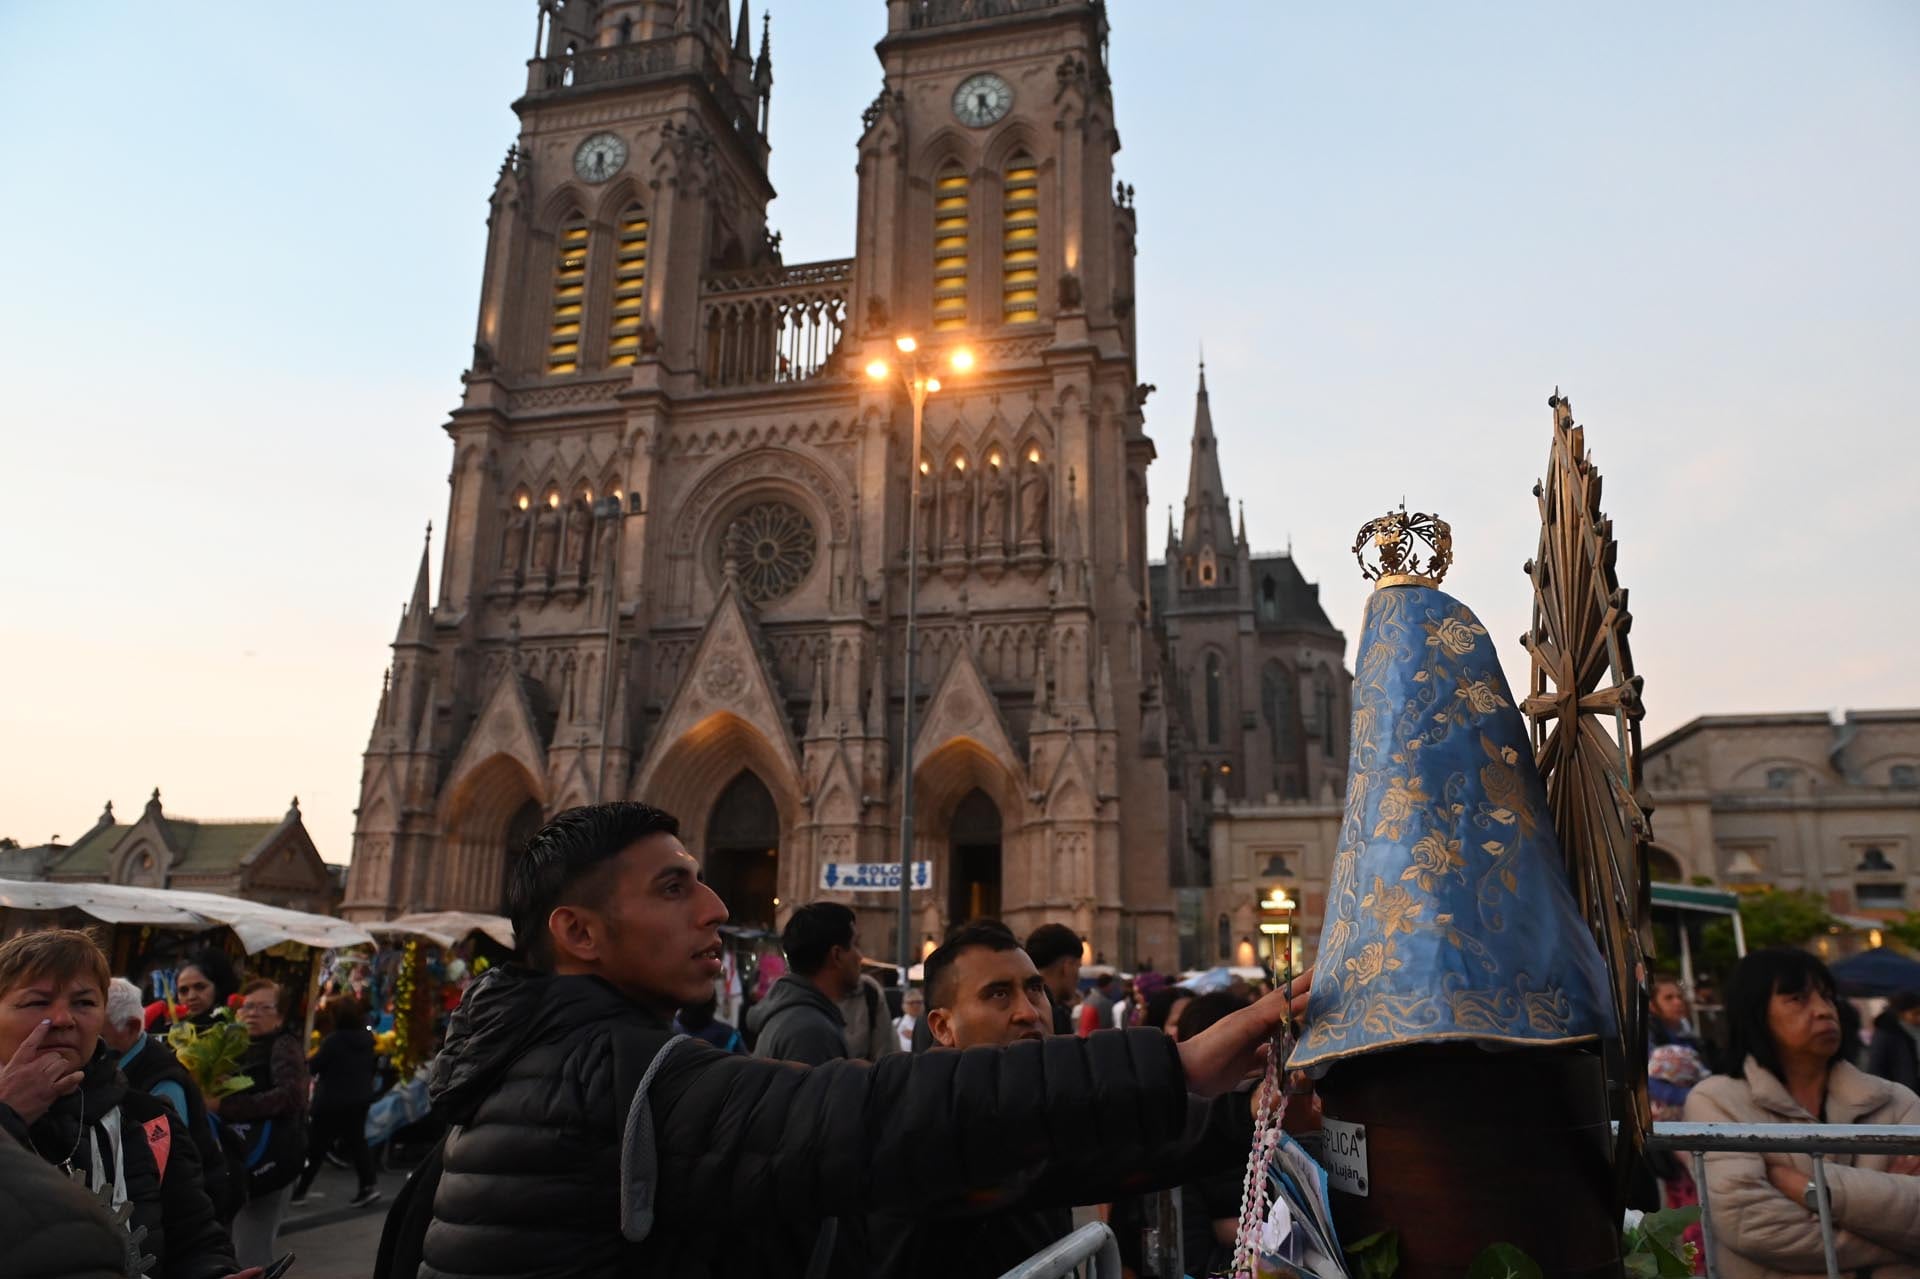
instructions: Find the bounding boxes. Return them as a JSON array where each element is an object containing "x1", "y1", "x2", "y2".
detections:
[{"x1": 1685, "y1": 948, "x2": 1920, "y2": 1279}]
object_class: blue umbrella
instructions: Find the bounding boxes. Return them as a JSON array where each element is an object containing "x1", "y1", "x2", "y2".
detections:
[{"x1": 1829, "y1": 947, "x2": 1920, "y2": 998}]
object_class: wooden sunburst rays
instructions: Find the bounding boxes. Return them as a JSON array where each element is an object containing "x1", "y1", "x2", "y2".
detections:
[{"x1": 1520, "y1": 393, "x2": 1655, "y2": 1165}]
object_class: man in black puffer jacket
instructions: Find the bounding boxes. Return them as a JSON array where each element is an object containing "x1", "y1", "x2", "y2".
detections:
[
  {"x1": 0, "y1": 1131, "x2": 131, "y2": 1279},
  {"x1": 415, "y1": 803, "x2": 1305, "y2": 1279}
]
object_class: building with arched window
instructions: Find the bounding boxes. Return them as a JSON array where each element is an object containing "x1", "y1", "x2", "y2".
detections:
[
  {"x1": 1642, "y1": 709, "x2": 1920, "y2": 922},
  {"x1": 342, "y1": 0, "x2": 1186, "y2": 967}
]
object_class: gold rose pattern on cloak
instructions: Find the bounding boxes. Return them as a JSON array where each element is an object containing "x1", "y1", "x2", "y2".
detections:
[{"x1": 1294, "y1": 585, "x2": 1603, "y2": 1068}]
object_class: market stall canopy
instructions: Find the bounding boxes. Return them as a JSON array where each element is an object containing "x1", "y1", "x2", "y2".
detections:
[
  {"x1": 368, "y1": 911, "x2": 515, "y2": 950},
  {"x1": 0, "y1": 878, "x2": 374, "y2": 953},
  {"x1": 1829, "y1": 946, "x2": 1920, "y2": 998}
]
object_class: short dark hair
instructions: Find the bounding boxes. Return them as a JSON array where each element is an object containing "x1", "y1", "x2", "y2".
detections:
[
  {"x1": 507, "y1": 802, "x2": 682, "y2": 971},
  {"x1": 1025, "y1": 923, "x2": 1081, "y2": 971},
  {"x1": 924, "y1": 920, "x2": 1021, "y2": 1010},
  {"x1": 1176, "y1": 990, "x2": 1249, "y2": 1042},
  {"x1": 1094, "y1": 972, "x2": 1113, "y2": 989},
  {"x1": 1726, "y1": 947, "x2": 1841, "y2": 1080},
  {"x1": 782, "y1": 901, "x2": 856, "y2": 976}
]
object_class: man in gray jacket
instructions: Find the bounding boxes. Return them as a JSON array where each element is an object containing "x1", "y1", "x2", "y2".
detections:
[{"x1": 748, "y1": 902, "x2": 861, "y2": 1065}]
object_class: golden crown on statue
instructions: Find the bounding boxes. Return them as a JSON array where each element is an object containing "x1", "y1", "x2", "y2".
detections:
[{"x1": 1352, "y1": 505, "x2": 1453, "y2": 588}]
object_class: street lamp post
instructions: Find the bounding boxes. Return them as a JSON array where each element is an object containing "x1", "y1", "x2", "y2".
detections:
[
  {"x1": 868, "y1": 336, "x2": 974, "y2": 978},
  {"x1": 592, "y1": 488, "x2": 644, "y2": 802}
]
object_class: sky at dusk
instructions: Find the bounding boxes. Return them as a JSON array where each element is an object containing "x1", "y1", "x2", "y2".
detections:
[{"x1": 2, "y1": 2, "x2": 1916, "y2": 866}]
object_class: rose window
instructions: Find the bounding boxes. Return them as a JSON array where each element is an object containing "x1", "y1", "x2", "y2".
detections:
[{"x1": 722, "y1": 500, "x2": 817, "y2": 603}]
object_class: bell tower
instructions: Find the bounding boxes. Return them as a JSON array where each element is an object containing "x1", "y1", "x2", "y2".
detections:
[
  {"x1": 853, "y1": 0, "x2": 1133, "y2": 351},
  {"x1": 472, "y1": 0, "x2": 778, "y2": 384}
]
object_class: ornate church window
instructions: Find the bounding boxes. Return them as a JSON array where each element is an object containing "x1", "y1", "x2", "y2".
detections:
[
  {"x1": 932, "y1": 162, "x2": 969, "y2": 330},
  {"x1": 1314, "y1": 668, "x2": 1336, "y2": 758},
  {"x1": 548, "y1": 214, "x2": 591, "y2": 373},
  {"x1": 721, "y1": 500, "x2": 818, "y2": 603},
  {"x1": 606, "y1": 204, "x2": 649, "y2": 366},
  {"x1": 1205, "y1": 653, "x2": 1223, "y2": 745},
  {"x1": 1001, "y1": 152, "x2": 1040, "y2": 323},
  {"x1": 1261, "y1": 662, "x2": 1295, "y2": 791}
]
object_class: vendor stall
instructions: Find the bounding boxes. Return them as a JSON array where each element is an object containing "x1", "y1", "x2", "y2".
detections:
[{"x1": 0, "y1": 876, "x2": 374, "y2": 1028}]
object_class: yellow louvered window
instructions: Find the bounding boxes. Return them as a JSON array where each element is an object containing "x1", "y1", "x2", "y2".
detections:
[
  {"x1": 932, "y1": 163, "x2": 969, "y2": 331},
  {"x1": 548, "y1": 216, "x2": 590, "y2": 373},
  {"x1": 606, "y1": 205, "x2": 649, "y2": 366},
  {"x1": 1002, "y1": 153, "x2": 1040, "y2": 324}
]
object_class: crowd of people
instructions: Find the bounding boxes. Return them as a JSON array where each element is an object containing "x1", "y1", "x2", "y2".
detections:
[
  {"x1": 4, "y1": 797, "x2": 1918, "y2": 1279},
  {"x1": 0, "y1": 933, "x2": 398, "y2": 1279}
]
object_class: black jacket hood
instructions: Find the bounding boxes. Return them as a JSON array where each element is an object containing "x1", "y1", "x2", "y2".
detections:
[{"x1": 430, "y1": 965, "x2": 662, "y2": 1124}]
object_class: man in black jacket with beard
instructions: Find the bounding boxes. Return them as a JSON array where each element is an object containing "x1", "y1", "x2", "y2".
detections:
[
  {"x1": 417, "y1": 803, "x2": 1305, "y2": 1279},
  {"x1": 869, "y1": 921, "x2": 1257, "y2": 1279}
]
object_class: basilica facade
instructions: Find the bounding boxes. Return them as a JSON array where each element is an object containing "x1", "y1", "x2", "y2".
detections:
[{"x1": 342, "y1": 0, "x2": 1350, "y2": 969}]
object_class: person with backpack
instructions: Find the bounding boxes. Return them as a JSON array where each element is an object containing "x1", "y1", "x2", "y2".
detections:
[
  {"x1": 0, "y1": 928, "x2": 245, "y2": 1279},
  {"x1": 408, "y1": 802, "x2": 1306, "y2": 1279},
  {"x1": 211, "y1": 978, "x2": 308, "y2": 1269},
  {"x1": 747, "y1": 902, "x2": 861, "y2": 1066},
  {"x1": 103, "y1": 977, "x2": 241, "y2": 1223}
]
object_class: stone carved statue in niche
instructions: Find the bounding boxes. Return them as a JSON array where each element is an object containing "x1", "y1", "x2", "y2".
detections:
[
  {"x1": 918, "y1": 474, "x2": 938, "y2": 560},
  {"x1": 566, "y1": 500, "x2": 592, "y2": 577},
  {"x1": 979, "y1": 466, "x2": 1008, "y2": 550},
  {"x1": 501, "y1": 505, "x2": 531, "y2": 579},
  {"x1": 531, "y1": 500, "x2": 560, "y2": 578},
  {"x1": 942, "y1": 465, "x2": 971, "y2": 555},
  {"x1": 1019, "y1": 458, "x2": 1049, "y2": 549}
]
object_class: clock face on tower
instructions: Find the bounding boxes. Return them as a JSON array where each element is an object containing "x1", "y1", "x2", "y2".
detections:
[
  {"x1": 573, "y1": 132, "x2": 628, "y2": 184},
  {"x1": 952, "y1": 73, "x2": 1013, "y2": 128}
]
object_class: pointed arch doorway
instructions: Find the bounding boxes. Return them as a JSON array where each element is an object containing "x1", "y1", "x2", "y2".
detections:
[
  {"x1": 706, "y1": 770, "x2": 780, "y2": 930},
  {"x1": 499, "y1": 799, "x2": 545, "y2": 912},
  {"x1": 947, "y1": 788, "x2": 1003, "y2": 926}
]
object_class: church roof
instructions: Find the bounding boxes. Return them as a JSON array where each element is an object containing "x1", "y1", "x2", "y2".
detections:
[
  {"x1": 1147, "y1": 552, "x2": 1339, "y2": 636},
  {"x1": 55, "y1": 818, "x2": 283, "y2": 876}
]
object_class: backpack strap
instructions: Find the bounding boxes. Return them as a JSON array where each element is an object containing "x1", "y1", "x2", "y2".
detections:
[{"x1": 618, "y1": 1033, "x2": 690, "y2": 1243}]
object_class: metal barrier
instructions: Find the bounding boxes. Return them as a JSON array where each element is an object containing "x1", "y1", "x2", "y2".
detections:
[
  {"x1": 996, "y1": 1222, "x2": 1121, "y2": 1279},
  {"x1": 1646, "y1": 1121, "x2": 1920, "y2": 1279}
]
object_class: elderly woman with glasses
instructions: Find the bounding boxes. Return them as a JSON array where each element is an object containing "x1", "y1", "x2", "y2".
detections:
[{"x1": 1685, "y1": 947, "x2": 1920, "y2": 1279}]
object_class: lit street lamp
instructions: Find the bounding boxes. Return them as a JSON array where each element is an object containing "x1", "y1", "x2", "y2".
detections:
[{"x1": 867, "y1": 335, "x2": 975, "y2": 977}]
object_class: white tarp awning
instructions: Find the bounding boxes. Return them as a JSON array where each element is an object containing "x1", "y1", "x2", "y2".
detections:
[
  {"x1": 367, "y1": 911, "x2": 515, "y2": 950},
  {"x1": 0, "y1": 878, "x2": 375, "y2": 953}
]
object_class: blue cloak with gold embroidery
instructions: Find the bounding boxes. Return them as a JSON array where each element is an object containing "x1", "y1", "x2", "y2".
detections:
[{"x1": 1290, "y1": 583, "x2": 1613, "y2": 1073}]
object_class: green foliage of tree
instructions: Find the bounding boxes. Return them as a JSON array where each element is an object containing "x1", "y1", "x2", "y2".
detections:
[
  {"x1": 1701, "y1": 890, "x2": 1836, "y2": 988},
  {"x1": 1887, "y1": 913, "x2": 1920, "y2": 951}
]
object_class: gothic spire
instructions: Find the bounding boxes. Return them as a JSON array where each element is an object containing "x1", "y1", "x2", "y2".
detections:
[
  {"x1": 754, "y1": 11, "x2": 773, "y2": 90},
  {"x1": 1180, "y1": 359, "x2": 1233, "y2": 554},
  {"x1": 734, "y1": 0, "x2": 752, "y2": 58},
  {"x1": 398, "y1": 523, "x2": 433, "y2": 645}
]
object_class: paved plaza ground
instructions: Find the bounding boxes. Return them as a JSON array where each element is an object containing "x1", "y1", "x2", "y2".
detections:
[{"x1": 277, "y1": 1161, "x2": 414, "y2": 1279}]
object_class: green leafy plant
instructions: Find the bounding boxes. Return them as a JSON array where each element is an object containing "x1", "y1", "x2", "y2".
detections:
[
  {"x1": 1344, "y1": 1229, "x2": 1400, "y2": 1279},
  {"x1": 1464, "y1": 1243, "x2": 1542, "y2": 1279},
  {"x1": 1623, "y1": 1206, "x2": 1701, "y2": 1277},
  {"x1": 164, "y1": 1009, "x2": 254, "y2": 1099}
]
